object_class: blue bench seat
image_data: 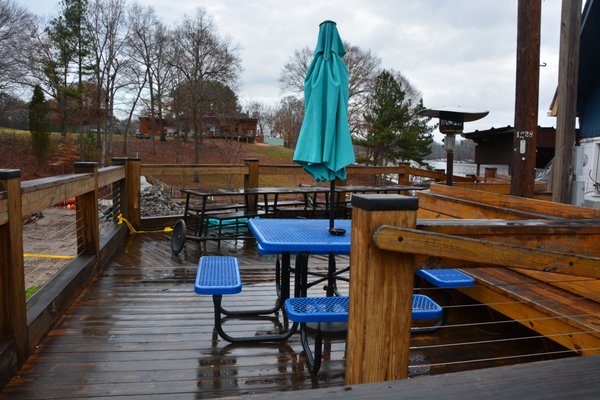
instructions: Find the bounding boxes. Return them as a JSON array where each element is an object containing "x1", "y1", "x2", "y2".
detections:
[
  {"x1": 415, "y1": 268, "x2": 475, "y2": 288},
  {"x1": 195, "y1": 256, "x2": 296, "y2": 343},
  {"x1": 195, "y1": 256, "x2": 241, "y2": 295},
  {"x1": 284, "y1": 294, "x2": 442, "y2": 373},
  {"x1": 414, "y1": 268, "x2": 475, "y2": 332}
]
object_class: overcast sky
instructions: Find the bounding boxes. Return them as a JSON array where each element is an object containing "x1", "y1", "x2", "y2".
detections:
[{"x1": 21, "y1": 0, "x2": 565, "y2": 138}]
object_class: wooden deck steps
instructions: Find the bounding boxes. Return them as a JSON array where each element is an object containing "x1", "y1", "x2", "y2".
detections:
[
  {"x1": 416, "y1": 184, "x2": 600, "y2": 355},
  {"x1": 459, "y1": 267, "x2": 600, "y2": 354}
]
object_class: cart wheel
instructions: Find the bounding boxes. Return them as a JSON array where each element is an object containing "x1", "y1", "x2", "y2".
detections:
[{"x1": 171, "y1": 219, "x2": 186, "y2": 255}]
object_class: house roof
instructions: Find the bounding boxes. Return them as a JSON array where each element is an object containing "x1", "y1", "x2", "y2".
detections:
[{"x1": 463, "y1": 126, "x2": 557, "y2": 148}]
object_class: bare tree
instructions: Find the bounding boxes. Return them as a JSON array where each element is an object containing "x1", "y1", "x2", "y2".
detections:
[
  {"x1": 392, "y1": 69, "x2": 423, "y2": 108},
  {"x1": 278, "y1": 47, "x2": 312, "y2": 96},
  {"x1": 272, "y1": 96, "x2": 304, "y2": 148},
  {"x1": 279, "y1": 41, "x2": 381, "y2": 137},
  {"x1": 170, "y1": 7, "x2": 241, "y2": 164},
  {"x1": 120, "y1": 60, "x2": 147, "y2": 154},
  {"x1": 243, "y1": 100, "x2": 274, "y2": 139},
  {"x1": 88, "y1": 0, "x2": 128, "y2": 165},
  {"x1": 0, "y1": 0, "x2": 35, "y2": 94},
  {"x1": 151, "y1": 22, "x2": 175, "y2": 142},
  {"x1": 127, "y1": 3, "x2": 159, "y2": 154}
]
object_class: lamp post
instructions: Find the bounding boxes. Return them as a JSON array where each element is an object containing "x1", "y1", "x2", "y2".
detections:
[{"x1": 419, "y1": 107, "x2": 488, "y2": 185}]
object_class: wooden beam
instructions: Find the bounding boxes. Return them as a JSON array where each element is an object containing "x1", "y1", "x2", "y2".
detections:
[
  {"x1": 141, "y1": 164, "x2": 248, "y2": 176},
  {"x1": 417, "y1": 191, "x2": 554, "y2": 219},
  {"x1": 0, "y1": 170, "x2": 28, "y2": 365},
  {"x1": 430, "y1": 184, "x2": 600, "y2": 218},
  {"x1": 453, "y1": 182, "x2": 512, "y2": 194},
  {"x1": 511, "y1": 0, "x2": 541, "y2": 197},
  {"x1": 97, "y1": 166, "x2": 125, "y2": 188},
  {"x1": 417, "y1": 218, "x2": 600, "y2": 256},
  {"x1": 373, "y1": 226, "x2": 600, "y2": 279},
  {"x1": 460, "y1": 267, "x2": 600, "y2": 355},
  {"x1": 346, "y1": 195, "x2": 418, "y2": 385},
  {"x1": 20, "y1": 175, "x2": 95, "y2": 216},
  {"x1": 553, "y1": 0, "x2": 582, "y2": 203}
]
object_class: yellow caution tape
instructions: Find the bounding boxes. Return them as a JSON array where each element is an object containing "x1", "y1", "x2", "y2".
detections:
[
  {"x1": 24, "y1": 253, "x2": 75, "y2": 259},
  {"x1": 117, "y1": 213, "x2": 173, "y2": 235}
]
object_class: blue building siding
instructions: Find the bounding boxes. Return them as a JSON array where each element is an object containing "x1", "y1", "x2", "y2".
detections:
[
  {"x1": 579, "y1": 80, "x2": 600, "y2": 139},
  {"x1": 578, "y1": 0, "x2": 600, "y2": 139}
]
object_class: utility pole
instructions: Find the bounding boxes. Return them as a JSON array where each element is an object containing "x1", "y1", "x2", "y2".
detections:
[
  {"x1": 511, "y1": 0, "x2": 541, "y2": 198},
  {"x1": 552, "y1": 0, "x2": 582, "y2": 204}
]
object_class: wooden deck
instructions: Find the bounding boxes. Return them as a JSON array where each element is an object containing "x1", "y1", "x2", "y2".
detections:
[{"x1": 3, "y1": 234, "x2": 578, "y2": 399}]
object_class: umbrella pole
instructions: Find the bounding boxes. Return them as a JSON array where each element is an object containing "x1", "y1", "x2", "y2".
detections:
[
  {"x1": 329, "y1": 180, "x2": 346, "y2": 235},
  {"x1": 329, "y1": 180, "x2": 335, "y2": 231}
]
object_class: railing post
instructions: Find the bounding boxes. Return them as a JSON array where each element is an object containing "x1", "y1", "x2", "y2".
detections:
[
  {"x1": 124, "y1": 158, "x2": 141, "y2": 230},
  {"x1": 0, "y1": 169, "x2": 28, "y2": 364},
  {"x1": 346, "y1": 194, "x2": 418, "y2": 385},
  {"x1": 244, "y1": 158, "x2": 259, "y2": 211},
  {"x1": 485, "y1": 167, "x2": 497, "y2": 181},
  {"x1": 111, "y1": 157, "x2": 127, "y2": 223},
  {"x1": 74, "y1": 162, "x2": 100, "y2": 256},
  {"x1": 398, "y1": 163, "x2": 410, "y2": 185}
]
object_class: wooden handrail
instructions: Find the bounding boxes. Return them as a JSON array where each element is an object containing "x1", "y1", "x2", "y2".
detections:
[
  {"x1": 141, "y1": 164, "x2": 248, "y2": 176},
  {"x1": 429, "y1": 183, "x2": 600, "y2": 218},
  {"x1": 373, "y1": 226, "x2": 600, "y2": 279},
  {"x1": 98, "y1": 165, "x2": 125, "y2": 188}
]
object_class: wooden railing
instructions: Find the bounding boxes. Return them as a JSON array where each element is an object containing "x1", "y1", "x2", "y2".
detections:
[
  {"x1": 139, "y1": 160, "x2": 477, "y2": 198},
  {"x1": 1, "y1": 160, "x2": 520, "y2": 388},
  {"x1": 0, "y1": 160, "x2": 452, "y2": 370},
  {"x1": 346, "y1": 188, "x2": 600, "y2": 385},
  {"x1": 0, "y1": 159, "x2": 136, "y2": 382}
]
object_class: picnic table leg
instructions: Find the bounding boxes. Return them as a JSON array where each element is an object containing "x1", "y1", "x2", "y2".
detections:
[
  {"x1": 346, "y1": 194, "x2": 418, "y2": 385},
  {"x1": 294, "y1": 252, "x2": 310, "y2": 297},
  {"x1": 281, "y1": 252, "x2": 291, "y2": 302},
  {"x1": 326, "y1": 252, "x2": 337, "y2": 297}
]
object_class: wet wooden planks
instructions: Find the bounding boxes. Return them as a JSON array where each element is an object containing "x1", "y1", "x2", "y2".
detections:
[
  {"x1": 5, "y1": 235, "x2": 349, "y2": 398},
  {"x1": 3, "y1": 234, "x2": 578, "y2": 399}
]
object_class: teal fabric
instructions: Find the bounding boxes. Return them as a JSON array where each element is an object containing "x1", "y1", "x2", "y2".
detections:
[{"x1": 293, "y1": 21, "x2": 355, "y2": 182}]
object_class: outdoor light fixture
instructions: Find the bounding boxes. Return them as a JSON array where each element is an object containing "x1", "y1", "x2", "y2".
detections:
[{"x1": 418, "y1": 106, "x2": 488, "y2": 185}]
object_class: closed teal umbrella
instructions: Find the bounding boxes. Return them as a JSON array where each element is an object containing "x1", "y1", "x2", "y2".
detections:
[{"x1": 293, "y1": 20, "x2": 355, "y2": 234}]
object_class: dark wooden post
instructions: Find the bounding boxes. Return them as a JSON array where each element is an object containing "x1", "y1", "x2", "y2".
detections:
[
  {"x1": 552, "y1": 0, "x2": 582, "y2": 203},
  {"x1": 346, "y1": 194, "x2": 418, "y2": 385},
  {"x1": 511, "y1": 0, "x2": 541, "y2": 198},
  {"x1": 398, "y1": 163, "x2": 410, "y2": 185},
  {"x1": 74, "y1": 162, "x2": 100, "y2": 256},
  {"x1": 244, "y1": 158, "x2": 259, "y2": 211},
  {"x1": 125, "y1": 158, "x2": 141, "y2": 230},
  {"x1": 111, "y1": 157, "x2": 128, "y2": 222},
  {"x1": 446, "y1": 143, "x2": 454, "y2": 186},
  {"x1": 485, "y1": 167, "x2": 498, "y2": 181},
  {"x1": 0, "y1": 170, "x2": 28, "y2": 364}
]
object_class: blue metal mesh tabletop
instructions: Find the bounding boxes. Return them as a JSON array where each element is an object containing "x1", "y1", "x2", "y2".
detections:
[{"x1": 248, "y1": 219, "x2": 351, "y2": 254}]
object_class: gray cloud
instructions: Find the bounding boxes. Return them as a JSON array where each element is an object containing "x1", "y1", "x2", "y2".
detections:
[{"x1": 23, "y1": 0, "x2": 565, "y2": 136}]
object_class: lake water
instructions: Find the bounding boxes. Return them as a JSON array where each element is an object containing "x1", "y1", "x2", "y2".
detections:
[{"x1": 426, "y1": 161, "x2": 509, "y2": 177}]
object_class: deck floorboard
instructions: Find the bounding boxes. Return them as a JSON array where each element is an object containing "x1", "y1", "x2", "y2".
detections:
[{"x1": 4, "y1": 234, "x2": 577, "y2": 399}]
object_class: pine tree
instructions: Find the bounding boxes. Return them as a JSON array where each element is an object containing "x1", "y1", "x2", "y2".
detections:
[
  {"x1": 359, "y1": 70, "x2": 433, "y2": 165},
  {"x1": 46, "y1": 0, "x2": 92, "y2": 158},
  {"x1": 29, "y1": 85, "x2": 52, "y2": 166}
]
